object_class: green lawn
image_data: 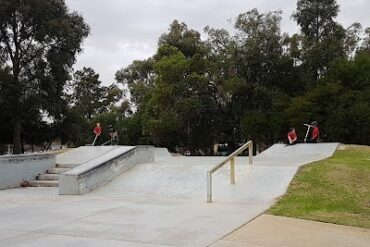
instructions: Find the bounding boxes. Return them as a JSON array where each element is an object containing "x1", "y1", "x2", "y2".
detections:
[{"x1": 268, "y1": 145, "x2": 370, "y2": 229}]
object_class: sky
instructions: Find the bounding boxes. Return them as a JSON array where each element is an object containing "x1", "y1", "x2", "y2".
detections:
[{"x1": 65, "y1": 0, "x2": 370, "y2": 85}]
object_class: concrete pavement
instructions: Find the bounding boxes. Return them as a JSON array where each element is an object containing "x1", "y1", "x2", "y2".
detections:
[
  {"x1": 211, "y1": 214, "x2": 370, "y2": 247},
  {"x1": 0, "y1": 143, "x2": 339, "y2": 246}
]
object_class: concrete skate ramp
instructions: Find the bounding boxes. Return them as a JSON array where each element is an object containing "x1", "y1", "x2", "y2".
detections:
[
  {"x1": 0, "y1": 143, "x2": 339, "y2": 247},
  {"x1": 254, "y1": 143, "x2": 340, "y2": 167},
  {"x1": 260, "y1": 143, "x2": 338, "y2": 157},
  {"x1": 56, "y1": 146, "x2": 122, "y2": 166},
  {"x1": 154, "y1": 147, "x2": 173, "y2": 161},
  {"x1": 59, "y1": 146, "x2": 154, "y2": 195}
]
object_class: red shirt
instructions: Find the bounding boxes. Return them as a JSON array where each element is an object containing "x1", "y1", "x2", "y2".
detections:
[
  {"x1": 94, "y1": 126, "x2": 102, "y2": 136},
  {"x1": 312, "y1": 126, "x2": 319, "y2": 140},
  {"x1": 287, "y1": 130, "x2": 297, "y2": 142}
]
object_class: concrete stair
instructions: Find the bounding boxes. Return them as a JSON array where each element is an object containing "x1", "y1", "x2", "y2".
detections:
[
  {"x1": 29, "y1": 180, "x2": 59, "y2": 187},
  {"x1": 56, "y1": 163, "x2": 77, "y2": 168},
  {"x1": 47, "y1": 167, "x2": 70, "y2": 174},
  {"x1": 29, "y1": 164, "x2": 75, "y2": 188},
  {"x1": 37, "y1": 174, "x2": 59, "y2": 180}
]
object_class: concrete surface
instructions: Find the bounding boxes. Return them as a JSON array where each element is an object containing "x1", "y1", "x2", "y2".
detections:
[
  {"x1": 0, "y1": 143, "x2": 339, "y2": 246},
  {"x1": 0, "y1": 153, "x2": 55, "y2": 189},
  {"x1": 211, "y1": 214, "x2": 370, "y2": 247},
  {"x1": 56, "y1": 146, "x2": 122, "y2": 166},
  {"x1": 59, "y1": 146, "x2": 154, "y2": 195},
  {"x1": 254, "y1": 143, "x2": 339, "y2": 167},
  {"x1": 154, "y1": 147, "x2": 174, "y2": 161}
]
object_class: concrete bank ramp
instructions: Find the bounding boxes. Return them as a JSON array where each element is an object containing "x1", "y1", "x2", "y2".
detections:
[
  {"x1": 154, "y1": 147, "x2": 174, "y2": 161},
  {"x1": 259, "y1": 143, "x2": 338, "y2": 157},
  {"x1": 56, "y1": 146, "x2": 125, "y2": 167},
  {"x1": 58, "y1": 145, "x2": 154, "y2": 195},
  {"x1": 254, "y1": 143, "x2": 340, "y2": 167}
]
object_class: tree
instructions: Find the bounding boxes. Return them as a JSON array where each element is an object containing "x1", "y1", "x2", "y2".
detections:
[
  {"x1": 286, "y1": 51, "x2": 370, "y2": 144},
  {"x1": 70, "y1": 67, "x2": 102, "y2": 119},
  {"x1": 293, "y1": 0, "x2": 340, "y2": 40},
  {"x1": 65, "y1": 67, "x2": 123, "y2": 146},
  {"x1": 361, "y1": 27, "x2": 370, "y2": 51},
  {"x1": 117, "y1": 21, "x2": 223, "y2": 154},
  {"x1": 159, "y1": 20, "x2": 203, "y2": 58},
  {"x1": 0, "y1": 66, "x2": 13, "y2": 152},
  {"x1": 344, "y1": 22, "x2": 362, "y2": 58},
  {"x1": 115, "y1": 6, "x2": 370, "y2": 153},
  {"x1": 228, "y1": 9, "x2": 297, "y2": 147},
  {"x1": 0, "y1": 0, "x2": 89, "y2": 153},
  {"x1": 293, "y1": 0, "x2": 345, "y2": 80},
  {"x1": 115, "y1": 58, "x2": 154, "y2": 108}
]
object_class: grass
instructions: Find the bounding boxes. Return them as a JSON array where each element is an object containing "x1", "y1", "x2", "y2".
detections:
[{"x1": 268, "y1": 145, "x2": 370, "y2": 229}]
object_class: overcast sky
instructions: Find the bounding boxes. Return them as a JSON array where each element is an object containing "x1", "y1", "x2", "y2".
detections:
[{"x1": 65, "y1": 0, "x2": 370, "y2": 84}]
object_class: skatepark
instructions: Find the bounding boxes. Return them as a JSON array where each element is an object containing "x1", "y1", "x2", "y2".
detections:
[{"x1": 0, "y1": 143, "x2": 342, "y2": 246}]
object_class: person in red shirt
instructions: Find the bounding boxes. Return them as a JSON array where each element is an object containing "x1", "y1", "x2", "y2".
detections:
[
  {"x1": 309, "y1": 121, "x2": 319, "y2": 143},
  {"x1": 94, "y1": 122, "x2": 102, "y2": 136},
  {"x1": 92, "y1": 122, "x2": 102, "y2": 145},
  {"x1": 287, "y1": 128, "x2": 298, "y2": 145}
]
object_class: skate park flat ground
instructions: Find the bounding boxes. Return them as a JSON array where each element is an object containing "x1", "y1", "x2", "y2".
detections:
[{"x1": 0, "y1": 143, "x2": 339, "y2": 247}]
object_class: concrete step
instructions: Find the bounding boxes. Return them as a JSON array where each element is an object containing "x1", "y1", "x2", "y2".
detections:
[
  {"x1": 37, "y1": 173, "x2": 59, "y2": 181},
  {"x1": 47, "y1": 167, "x2": 70, "y2": 174},
  {"x1": 56, "y1": 163, "x2": 77, "y2": 168},
  {"x1": 29, "y1": 180, "x2": 59, "y2": 187}
]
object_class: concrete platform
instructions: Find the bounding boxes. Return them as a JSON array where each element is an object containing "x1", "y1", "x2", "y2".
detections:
[
  {"x1": 0, "y1": 143, "x2": 339, "y2": 247},
  {"x1": 211, "y1": 214, "x2": 370, "y2": 247},
  {"x1": 56, "y1": 146, "x2": 133, "y2": 166}
]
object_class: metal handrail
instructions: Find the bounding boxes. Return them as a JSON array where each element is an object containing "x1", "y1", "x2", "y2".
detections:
[{"x1": 207, "y1": 140, "x2": 253, "y2": 203}]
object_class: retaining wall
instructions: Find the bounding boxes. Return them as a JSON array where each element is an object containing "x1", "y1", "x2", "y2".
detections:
[{"x1": 0, "y1": 153, "x2": 56, "y2": 189}]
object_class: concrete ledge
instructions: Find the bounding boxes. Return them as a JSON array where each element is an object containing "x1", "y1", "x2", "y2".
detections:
[
  {"x1": 59, "y1": 146, "x2": 154, "y2": 195},
  {"x1": 0, "y1": 153, "x2": 56, "y2": 189}
]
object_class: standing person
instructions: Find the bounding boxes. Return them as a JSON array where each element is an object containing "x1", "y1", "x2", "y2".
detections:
[
  {"x1": 93, "y1": 122, "x2": 102, "y2": 146},
  {"x1": 108, "y1": 125, "x2": 118, "y2": 145},
  {"x1": 287, "y1": 128, "x2": 298, "y2": 145},
  {"x1": 309, "y1": 121, "x2": 320, "y2": 143}
]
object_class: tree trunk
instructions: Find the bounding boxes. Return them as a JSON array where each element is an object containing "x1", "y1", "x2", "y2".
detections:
[{"x1": 13, "y1": 119, "x2": 22, "y2": 154}]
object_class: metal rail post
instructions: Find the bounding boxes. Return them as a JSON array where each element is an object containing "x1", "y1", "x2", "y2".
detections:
[
  {"x1": 230, "y1": 158, "x2": 235, "y2": 184},
  {"x1": 206, "y1": 140, "x2": 253, "y2": 203},
  {"x1": 249, "y1": 145, "x2": 253, "y2": 165},
  {"x1": 207, "y1": 171, "x2": 212, "y2": 203}
]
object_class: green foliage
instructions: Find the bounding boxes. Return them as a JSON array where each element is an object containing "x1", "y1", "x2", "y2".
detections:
[
  {"x1": 344, "y1": 22, "x2": 362, "y2": 57},
  {"x1": 293, "y1": 0, "x2": 340, "y2": 40},
  {"x1": 0, "y1": 0, "x2": 89, "y2": 153},
  {"x1": 69, "y1": 67, "x2": 123, "y2": 119},
  {"x1": 293, "y1": 0, "x2": 345, "y2": 80},
  {"x1": 115, "y1": 58, "x2": 154, "y2": 107},
  {"x1": 362, "y1": 28, "x2": 370, "y2": 50},
  {"x1": 116, "y1": 20, "x2": 223, "y2": 153},
  {"x1": 285, "y1": 50, "x2": 370, "y2": 144},
  {"x1": 114, "y1": 3, "x2": 370, "y2": 154}
]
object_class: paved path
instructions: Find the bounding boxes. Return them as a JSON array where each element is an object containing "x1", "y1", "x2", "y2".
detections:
[
  {"x1": 0, "y1": 143, "x2": 338, "y2": 246},
  {"x1": 211, "y1": 214, "x2": 370, "y2": 247}
]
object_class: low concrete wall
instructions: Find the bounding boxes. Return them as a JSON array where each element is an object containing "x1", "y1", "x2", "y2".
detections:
[
  {"x1": 0, "y1": 153, "x2": 56, "y2": 189},
  {"x1": 59, "y1": 146, "x2": 154, "y2": 195}
]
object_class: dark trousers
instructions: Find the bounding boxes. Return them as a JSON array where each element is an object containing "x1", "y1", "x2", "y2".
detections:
[{"x1": 307, "y1": 138, "x2": 318, "y2": 143}]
